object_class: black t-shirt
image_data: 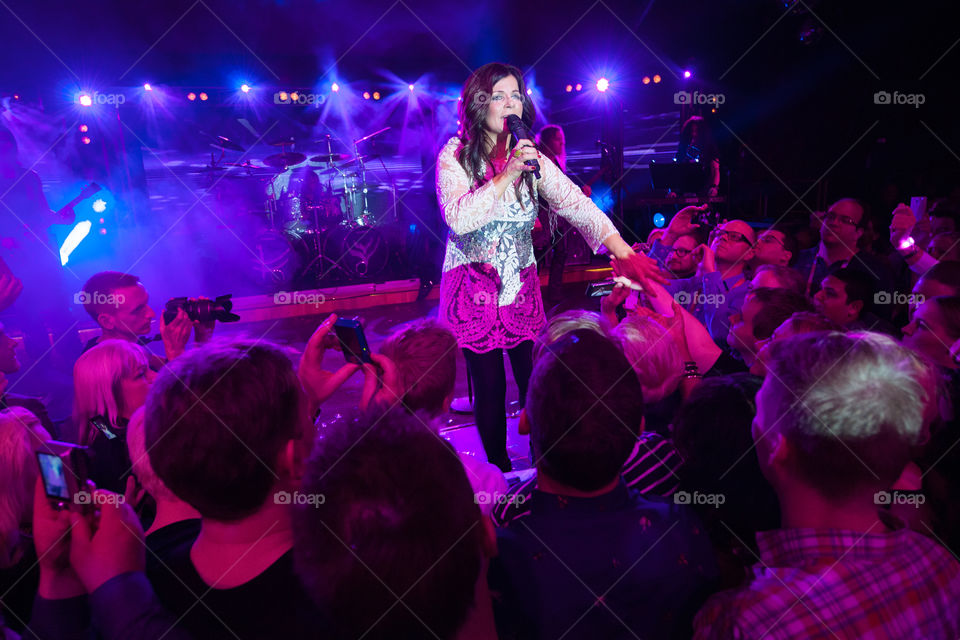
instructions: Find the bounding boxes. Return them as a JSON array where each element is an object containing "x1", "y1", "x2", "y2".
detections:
[
  {"x1": 145, "y1": 519, "x2": 202, "y2": 586},
  {"x1": 87, "y1": 426, "x2": 133, "y2": 495},
  {"x1": 149, "y1": 546, "x2": 324, "y2": 639},
  {"x1": 0, "y1": 537, "x2": 38, "y2": 634}
]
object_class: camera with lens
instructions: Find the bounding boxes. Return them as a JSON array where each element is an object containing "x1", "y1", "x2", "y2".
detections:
[{"x1": 163, "y1": 294, "x2": 240, "y2": 325}]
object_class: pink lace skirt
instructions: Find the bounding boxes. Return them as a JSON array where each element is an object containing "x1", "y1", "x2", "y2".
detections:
[{"x1": 439, "y1": 263, "x2": 545, "y2": 353}]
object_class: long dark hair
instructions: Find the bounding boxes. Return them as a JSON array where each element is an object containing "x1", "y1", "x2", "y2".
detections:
[{"x1": 456, "y1": 62, "x2": 537, "y2": 202}]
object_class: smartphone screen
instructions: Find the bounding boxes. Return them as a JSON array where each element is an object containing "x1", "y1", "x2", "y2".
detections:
[
  {"x1": 334, "y1": 318, "x2": 373, "y2": 364},
  {"x1": 36, "y1": 452, "x2": 71, "y2": 501}
]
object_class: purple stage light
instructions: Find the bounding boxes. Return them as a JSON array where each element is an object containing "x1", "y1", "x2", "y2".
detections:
[
  {"x1": 331, "y1": 83, "x2": 340, "y2": 93},
  {"x1": 240, "y1": 84, "x2": 251, "y2": 93},
  {"x1": 642, "y1": 76, "x2": 650, "y2": 85},
  {"x1": 575, "y1": 83, "x2": 582, "y2": 91},
  {"x1": 653, "y1": 74, "x2": 661, "y2": 84},
  {"x1": 408, "y1": 84, "x2": 414, "y2": 91},
  {"x1": 683, "y1": 70, "x2": 692, "y2": 79},
  {"x1": 526, "y1": 88, "x2": 532, "y2": 95},
  {"x1": 363, "y1": 91, "x2": 370, "y2": 100},
  {"x1": 565, "y1": 84, "x2": 573, "y2": 92},
  {"x1": 187, "y1": 92, "x2": 196, "y2": 101},
  {"x1": 596, "y1": 78, "x2": 609, "y2": 92},
  {"x1": 144, "y1": 83, "x2": 153, "y2": 91},
  {"x1": 78, "y1": 93, "x2": 93, "y2": 107},
  {"x1": 199, "y1": 92, "x2": 208, "y2": 101}
]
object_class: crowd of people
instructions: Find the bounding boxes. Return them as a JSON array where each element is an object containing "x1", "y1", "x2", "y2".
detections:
[{"x1": 2, "y1": 60, "x2": 960, "y2": 639}]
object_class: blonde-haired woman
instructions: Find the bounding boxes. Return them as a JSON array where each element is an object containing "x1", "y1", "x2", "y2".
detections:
[
  {"x1": 73, "y1": 339, "x2": 155, "y2": 493},
  {"x1": 0, "y1": 407, "x2": 50, "y2": 635}
]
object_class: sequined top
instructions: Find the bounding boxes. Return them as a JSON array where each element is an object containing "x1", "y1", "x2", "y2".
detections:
[{"x1": 436, "y1": 136, "x2": 616, "y2": 353}]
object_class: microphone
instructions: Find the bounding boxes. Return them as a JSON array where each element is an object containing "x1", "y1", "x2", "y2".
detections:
[{"x1": 505, "y1": 114, "x2": 540, "y2": 179}]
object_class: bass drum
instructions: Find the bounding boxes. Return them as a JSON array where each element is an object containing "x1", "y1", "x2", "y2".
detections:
[
  {"x1": 251, "y1": 228, "x2": 321, "y2": 287},
  {"x1": 321, "y1": 225, "x2": 389, "y2": 280}
]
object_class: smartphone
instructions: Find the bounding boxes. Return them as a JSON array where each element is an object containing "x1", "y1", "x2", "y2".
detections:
[
  {"x1": 334, "y1": 317, "x2": 373, "y2": 364},
  {"x1": 910, "y1": 196, "x2": 929, "y2": 220},
  {"x1": 586, "y1": 279, "x2": 616, "y2": 298},
  {"x1": 35, "y1": 441, "x2": 90, "y2": 513}
]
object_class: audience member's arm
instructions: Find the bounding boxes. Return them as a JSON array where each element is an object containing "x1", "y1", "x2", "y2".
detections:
[
  {"x1": 659, "y1": 205, "x2": 706, "y2": 248},
  {"x1": 640, "y1": 302, "x2": 702, "y2": 399},
  {"x1": 890, "y1": 203, "x2": 938, "y2": 274},
  {"x1": 644, "y1": 280, "x2": 722, "y2": 372},
  {"x1": 599, "y1": 284, "x2": 630, "y2": 330},
  {"x1": 359, "y1": 353, "x2": 401, "y2": 412},
  {"x1": 299, "y1": 314, "x2": 361, "y2": 415}
]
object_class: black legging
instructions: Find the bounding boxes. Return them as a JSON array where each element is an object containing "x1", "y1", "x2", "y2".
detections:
[{"x1": 462, "y1": 341, "x2": 534, "y2": 472}]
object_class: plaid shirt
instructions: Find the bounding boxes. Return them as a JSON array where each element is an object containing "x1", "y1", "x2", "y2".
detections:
[{"x1": 693, "y1": 525, "x2": 960, "y2": 639}]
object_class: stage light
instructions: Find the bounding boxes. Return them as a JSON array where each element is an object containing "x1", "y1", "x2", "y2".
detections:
[
  {"x1": 653, "y1": 212, "x2": 666, "y2": 228},
  {"x1": 683, "y1": 70, "x2": 692, "y2": 79},
  {"x1": 59, "y1": 220, "x2": 91, "y2": 266},
  {"x1": 575, "y1": 83, "x2": 582, "y2": 91},
  {"x1": 98, "y1": 218, "x2": 105, "y2": 224},
  {"x1": 81, "y1": 136, "x2": 91, "y2": 145},
  {"x1": 143, "y1": 83, "x2": 152, "y2": 91},
  {"x1": 278, "y1": 91, "x2": 288, "y2": 102},
  {"x1": 642, "y1": 76, "x2": 650, "y2": 85},
  {"x1": 240, "y1": 84, "x2": 251, "y2": 93},
  {"x1": 373, "y1": 91, "x2": 381, "y2": 100},
  {"x1": 290, "y1": 91, "x2": 299, "y2": 101},
  {"x1": 187, "y1": 92, "x2": 196, "y2": 101},
  {"x1": 331, "y1": 83, "x2": 340, "y2": 93},
  {"x1": 526, "y1": 88, "x2": 532, "y2": 95},
  {"x1": 653, "y1": 74, "x2": 662, "y2": 83},
  {"x1": 408, "y1": 84, "x2": 414, "y2": 91},
  {"x1": 79, "y1": 124, "x2": 88, "y2": 133},
  {"x1": 92, "y1": 199, "x2": 107, "y2": 213},
  {"x1": 199, "y1": 92, "x2": 208, "y2": 101},
  {"x1": 565, "y1": 84, "x2": 573, "y2": 92},
  {"x1": 78, "y1": 94, "x2": 93, "y2": 107},
  {"x1": 363, "y1": 91, "x2": 370, "y2": 100},
  {"x1": 99, "y1": 228, "x2": 107, "y2": 235},
  {"x1": 596, "y1": 78, "x2": 609, "y2": 92}
]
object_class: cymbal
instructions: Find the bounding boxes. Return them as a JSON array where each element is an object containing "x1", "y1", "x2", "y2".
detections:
[
  {"x1": 263, "y1": 152, "x2": 306, "y2": 169},
  {"x1": 308, "y1": 153, "x2": 352, "y2": 163},
  {"x1": 224, "y1": 161, "x2": 272, "y2": 171},
  {"x1": 212, "y1": 136, "x2": 244, "y2": 152},
  {"x1": 268, "y1": 137, "x2": 296, "y2": 147},
  {"x1": 317, "y1": 154, "x2": 380, "y2": 175}
]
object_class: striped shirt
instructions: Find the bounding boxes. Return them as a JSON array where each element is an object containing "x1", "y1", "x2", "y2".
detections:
[{"x1": 492, "y1": 432, "x2": 681, "y2": 526}]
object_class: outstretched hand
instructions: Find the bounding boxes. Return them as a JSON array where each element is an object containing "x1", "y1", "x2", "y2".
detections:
[
  {"x1": 610, "y1": 252, "x2": 668, "y2": 288},
  {"x1": 359, "y1": 353, "x2": 401, "y2": 412},
  {"x1": 299, "y1": 314, "x2": 360, "y2": 412}
]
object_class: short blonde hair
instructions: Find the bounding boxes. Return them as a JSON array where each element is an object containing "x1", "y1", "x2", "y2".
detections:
[
  {"x1": 609, "y1": 315, "x2": 682, "y2": 403},
  {"x1": 534, "y1": 310, "x2": 605, "y2": 362},
  {"x1": 73, "y1": 339, "x2": 150, "y2": 445},
  {"x1": 126, "y1": 407, "x2": 177, "y2": 502},
  {"x1": 0, "y1": 407, "x2": 47, "y2": 566}
]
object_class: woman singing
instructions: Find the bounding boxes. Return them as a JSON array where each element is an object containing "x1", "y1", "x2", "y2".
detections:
[{"x1": 436, "y1": 62, "x2": 662, "y2": 470}]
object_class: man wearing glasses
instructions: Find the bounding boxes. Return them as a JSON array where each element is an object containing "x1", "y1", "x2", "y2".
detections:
[
  {"x1": 793, "y1": 198, "x2": 894, "y2": 301},
  {"x1": 746, "y1": 227, "x2": 796, "y2": 278},
  {"x1": 647, "y1": 206, "x2": 757, "y2": 347}
]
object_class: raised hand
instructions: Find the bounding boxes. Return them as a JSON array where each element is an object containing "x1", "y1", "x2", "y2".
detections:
[
  {"x1": 299, "y1": 314, "x2": 361, "y2": 412},
  {"x1": 160, "y1": 308, "x2": 193, "y2": 361},
  {"x1": 662, "y1": 205, "x2": 707, "y2": 245}
]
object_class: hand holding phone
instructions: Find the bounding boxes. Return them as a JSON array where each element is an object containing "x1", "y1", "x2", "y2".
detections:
[
  {"x1": 334, "y1": 317, "x2": 373, "y2": 365},
  {"x1": 36, "y1": 441, "x2": 91, "y2": 515}
]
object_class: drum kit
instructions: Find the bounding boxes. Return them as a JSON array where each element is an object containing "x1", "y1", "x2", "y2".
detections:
[{"x1": 201, "y1": 128, "x2": 397, "y2": 287}]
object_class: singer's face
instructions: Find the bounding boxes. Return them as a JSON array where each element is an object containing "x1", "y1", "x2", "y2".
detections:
[{"x1": 484, "y1": 75, "x2": 523, "y2": 137}]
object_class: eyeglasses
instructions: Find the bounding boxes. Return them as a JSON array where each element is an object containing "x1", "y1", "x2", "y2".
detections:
[
  {"x1": 712, "y1": 229, "x2": 752, "y2": 245},
  {"x1": 758, "y1": 233, "x2": 786, "y2": 248},
  {"x1": 823, "y1": 211, "x2": 859, "y2": 227},
  {"x1": 668, "y1": 247, "x2": 693, "y2": 257}
]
